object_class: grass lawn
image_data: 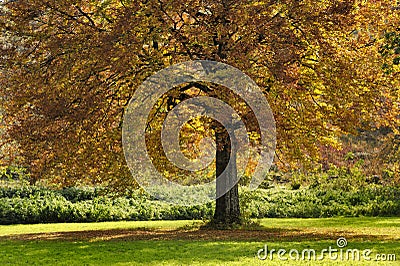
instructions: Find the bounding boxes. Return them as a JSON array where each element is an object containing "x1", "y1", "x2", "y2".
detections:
[{"x1": 0, "y1": 217, "x2": 398, "y2": 265}]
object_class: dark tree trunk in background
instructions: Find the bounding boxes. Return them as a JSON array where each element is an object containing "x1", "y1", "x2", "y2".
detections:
[{"x1": 213, "y1": 126, "x2": 241, "y2": 226}]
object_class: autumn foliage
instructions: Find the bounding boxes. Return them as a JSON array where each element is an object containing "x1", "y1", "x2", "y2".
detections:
[{"x1": 0, "y1": 0, "x2": 399, "y2": 187}]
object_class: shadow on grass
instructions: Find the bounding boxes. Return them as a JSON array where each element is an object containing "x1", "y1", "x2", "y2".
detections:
[
  {"x1": 0, "y1": 225, "x2": 393, "y2": 242},
  {"x1": 0, "y1": 235, "x2": 398, "y2": 266},
  {"x1": 0, "y1": 240, "x2": 298, "y2": 265}
]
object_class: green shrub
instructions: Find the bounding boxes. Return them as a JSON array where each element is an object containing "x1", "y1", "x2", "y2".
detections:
[{"x1": 0, "y1": 184, "x2": 399, "y2": 224}]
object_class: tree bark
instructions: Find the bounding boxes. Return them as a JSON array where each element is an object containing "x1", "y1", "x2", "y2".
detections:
[{"x1": 213, "y1": 125, "x2": 241, "y2": 226}]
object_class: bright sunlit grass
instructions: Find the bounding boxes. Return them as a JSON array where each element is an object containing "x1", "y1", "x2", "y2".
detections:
[{"x1": 0, "y1": 220, "x2": 195, "y2": 236}]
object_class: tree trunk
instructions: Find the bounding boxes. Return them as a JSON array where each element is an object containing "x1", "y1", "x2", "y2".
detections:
[{"x1": 213, "y1": 125, "x2": 241, "y2": 226}]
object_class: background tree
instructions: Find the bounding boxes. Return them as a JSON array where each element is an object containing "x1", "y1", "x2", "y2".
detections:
[{"x1": 1, "y1": 0, "x2": 399, "y2": 225}]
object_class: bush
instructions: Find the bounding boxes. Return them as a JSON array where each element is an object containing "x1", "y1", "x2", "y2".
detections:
[
  {"x1": 240, "y1": 186, "x2": 400, "y2": 218},
  {"x1": 0, "y1": 184, "x2": 399, "y2": 224}
]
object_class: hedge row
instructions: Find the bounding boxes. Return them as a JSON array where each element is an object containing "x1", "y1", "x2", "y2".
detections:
[
  {"x1": 0, "y1": 185, "x2": 399, "y2": 224},
  {"x1": 242, "y1": 186, "x2": 400, "y2": 218}
]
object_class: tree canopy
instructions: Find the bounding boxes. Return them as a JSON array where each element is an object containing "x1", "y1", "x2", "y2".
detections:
[{"x1": 0, "y1": 0, "x2": 399, "y2": 187}]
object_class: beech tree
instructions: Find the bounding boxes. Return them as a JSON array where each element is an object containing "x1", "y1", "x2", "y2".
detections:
[{"x1": 1, "y1": 0, "x2": 399, "y2": 225}]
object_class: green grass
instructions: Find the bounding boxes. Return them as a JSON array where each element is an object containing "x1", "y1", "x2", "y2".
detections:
[
  {"x1": 258, "y1": 217, "x2": 400, "y2": 238},
  {"x1": 0, "y1": 220, "x2": 194, "y2": 236},
  {"x1": 0, "y1": 218, "x2": 399, "y2": 265},
  {"x1": 2, "y1": 240, "x2": 398, "y2": 265}
]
